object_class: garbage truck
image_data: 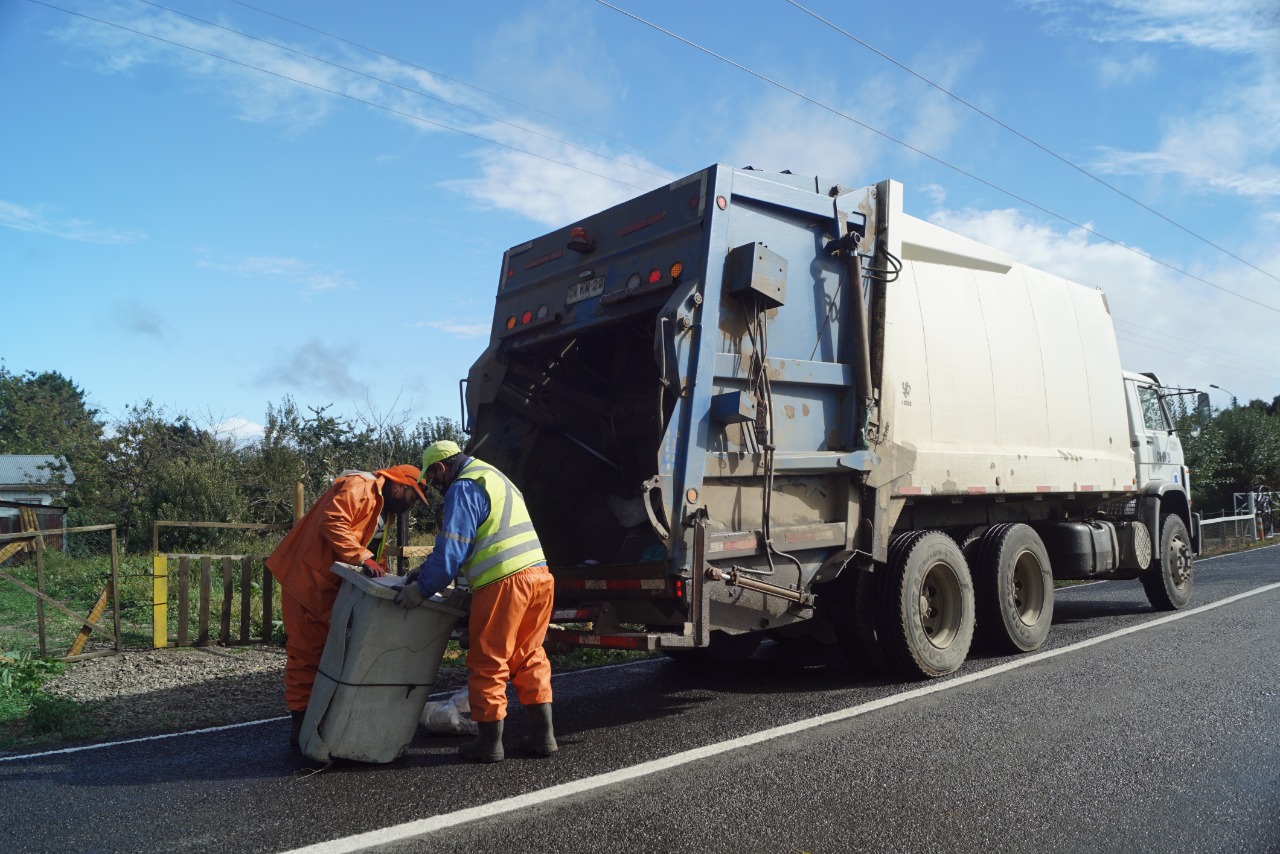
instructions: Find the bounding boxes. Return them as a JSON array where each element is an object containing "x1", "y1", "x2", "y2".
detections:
[{"x1": 458, "y1": 163, "x2": 1199, "y2": 679}]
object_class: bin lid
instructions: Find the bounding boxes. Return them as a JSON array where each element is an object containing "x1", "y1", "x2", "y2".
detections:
[{"x1": 329, "y1": 563, "x2": 468, "y2": 616}]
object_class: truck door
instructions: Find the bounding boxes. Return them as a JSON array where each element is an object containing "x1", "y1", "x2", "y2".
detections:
[{"x1": 1125, "y1": 378, "x2": 1180, "y2": 486}]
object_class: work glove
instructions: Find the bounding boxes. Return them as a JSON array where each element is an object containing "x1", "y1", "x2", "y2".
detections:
[
  {"x1": 404, "y1": 566, "x2": 421, "y2": 585},
  {"x1": 361, "y1": 558, "x2": 387, "y2": 578},
  {"x1": 395, "y1": 579, "x2": 425, "y2": 609}
]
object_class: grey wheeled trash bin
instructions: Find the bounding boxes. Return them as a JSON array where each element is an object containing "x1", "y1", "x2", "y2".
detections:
[{"x1": 299, "y1": 563, "x2": 467, "y2": 763}]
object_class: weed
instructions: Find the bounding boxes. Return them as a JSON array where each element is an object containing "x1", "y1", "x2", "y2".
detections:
[
  {"x1": 0, "y1": 652, "x2": 95, "y2": 744},
  {"x1": 27, "y1": 694, "x2": 93, "y2": 738}
]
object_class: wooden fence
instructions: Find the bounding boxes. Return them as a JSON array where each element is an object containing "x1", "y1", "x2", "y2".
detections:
[
  {"x1": 0, "y1": 522, "x2": 121, "y2": 661},
  {"x1": 151, "y1": 518, "x2": 431, "y2": 649}
]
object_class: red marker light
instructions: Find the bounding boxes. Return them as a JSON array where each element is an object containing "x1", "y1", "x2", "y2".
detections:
[
  {"x1": 648, "y1": 268, "x2": 662, "y2": 284},
  {"x1": 521, "y1": 310, "x2": 533, "y2": 324}
]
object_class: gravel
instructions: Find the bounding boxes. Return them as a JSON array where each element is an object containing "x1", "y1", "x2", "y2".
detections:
[{"x1": 31, "y1": 645, "x2": 468, "y2": 747}]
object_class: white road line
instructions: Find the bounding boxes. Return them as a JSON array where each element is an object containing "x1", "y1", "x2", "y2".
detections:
[
  {"x1": 280, "y1": 579, "x2": 1280, "y2": 854},
  {"x1": 0, "y1": 716, "x2": 289, "y2": 763},
  {"x1": 0, "y1": 658, "x2": 666, "y2": 765}
]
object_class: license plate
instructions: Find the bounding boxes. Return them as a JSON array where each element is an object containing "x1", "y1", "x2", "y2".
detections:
[{"x1": 566, "y1": 276, "x2": 605, "y2": 305}]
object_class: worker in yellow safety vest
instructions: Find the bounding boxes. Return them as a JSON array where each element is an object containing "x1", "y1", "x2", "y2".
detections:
[{"x1": 395, "y1": 440, "x2": 556, "y2": 763}]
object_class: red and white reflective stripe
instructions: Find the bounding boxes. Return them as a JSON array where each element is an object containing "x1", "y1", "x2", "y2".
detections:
[
  {"x1": 560, "y1": 579, "x2": 666, "y2": 591},
  {"x1": 552, "y1": 608, "x2": 595, "y2": 621},
  {"x1": 552, "y1": 632, "x2": 647, "y2": 650},
  {"x1": 709, "y1": 537, "x2": 757, "y2": 553}
]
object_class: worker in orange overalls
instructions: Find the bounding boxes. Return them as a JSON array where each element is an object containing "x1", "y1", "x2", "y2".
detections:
[
  {"x1": 265, "y1": 464, "x2": 427, "y2": 748},
  {"x1": 395, "y1": 441, "x2": 556, "y2": 763}
]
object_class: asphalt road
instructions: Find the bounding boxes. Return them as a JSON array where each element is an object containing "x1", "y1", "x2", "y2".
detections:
[{"x1": 3, "y1": 546, "x2": 1278, "y2": 854}]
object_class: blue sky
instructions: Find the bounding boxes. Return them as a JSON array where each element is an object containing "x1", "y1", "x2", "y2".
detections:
[{"x1": 3, "y1": 0, "x2": 1278, "y2": 441}]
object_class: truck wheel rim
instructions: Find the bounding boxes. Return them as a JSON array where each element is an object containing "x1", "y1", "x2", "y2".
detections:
[
  {"x1": 1169, "y1": 534, "x2": 1192, "y2": 588},
  {"x1": 1011, "y1": 550, "x2": 1045, "y2": 627},
  {"x1": 919, "y1": 562, "x2": 962, "y2": 649}
]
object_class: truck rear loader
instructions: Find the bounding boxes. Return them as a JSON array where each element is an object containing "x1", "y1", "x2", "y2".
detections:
[{"x1": 460, "y1": 164, "x2": 1199, "y2": 679}]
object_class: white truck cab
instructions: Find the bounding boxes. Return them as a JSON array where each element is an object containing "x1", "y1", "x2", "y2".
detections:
[{"x1": 1124, "y1": 370, "x2": 1187, "y2": 489}]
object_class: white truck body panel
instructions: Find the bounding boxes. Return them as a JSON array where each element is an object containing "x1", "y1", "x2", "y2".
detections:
[{"x1": 882, "y1": 211, "x2": 1136, "y2": 497}]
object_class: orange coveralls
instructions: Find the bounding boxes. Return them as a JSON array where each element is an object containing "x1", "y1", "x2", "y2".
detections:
[
  {"x1": 265, "y1": 473, "x2": 385, "y2": 713},
  {"x1": 466, "y1": 564, "x2": 554, "y2": 722}
]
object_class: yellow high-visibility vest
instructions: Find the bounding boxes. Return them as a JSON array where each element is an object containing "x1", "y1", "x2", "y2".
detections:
[{"x1": 455, "y1": 459, "x2": 545, "y2": 589}]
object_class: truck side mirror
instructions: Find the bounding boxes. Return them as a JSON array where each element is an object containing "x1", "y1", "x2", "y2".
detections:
[{"x1": 1195, "y1": 392, "x2": 1212, "y2": 426}]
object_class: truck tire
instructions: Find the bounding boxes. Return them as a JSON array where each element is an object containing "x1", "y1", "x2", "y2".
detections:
[
  {"x1": 974, "y1": 523, "x2": 1053, "y2": 653},
  {"x1": 1141, "y1": 513, "x2": 1193, "y2": 611},
  {"x1": 879, "y1": 531, "x2": 975, "y2": 679},
  {"x1": 828, "y1": 532, "x2": 923, "y2": 675}
]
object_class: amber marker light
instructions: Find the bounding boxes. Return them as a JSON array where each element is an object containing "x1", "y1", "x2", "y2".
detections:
[
  {"x1": 669, "y1": 261, "x2": 684, "y2": 280},
  {"x1": 506, "y1": 316, "x2": 517, "y2": 330}
]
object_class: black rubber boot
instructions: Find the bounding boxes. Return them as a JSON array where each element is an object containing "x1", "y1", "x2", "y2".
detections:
[
  {"x1": 289, "y1": 710, "x2": 305, "y2": 749},
  {"x1": 518, "y1": 703, "x2": 558, "y2": 757},
  {"x1": 459, "y1": 720, "x2": 505, "y2": 763}
]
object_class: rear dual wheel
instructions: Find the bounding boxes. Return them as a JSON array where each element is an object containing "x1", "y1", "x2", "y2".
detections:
[
  {"x1": 833, "y1": 531, "x2": 975, "y2": 679},
  {"x1": 973, "y1": 523, "x2": 1054, "y2": 653}
]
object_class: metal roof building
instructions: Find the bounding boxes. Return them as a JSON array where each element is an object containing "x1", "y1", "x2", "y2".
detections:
[{"x1": 0, "y1": 454, "x2": 75, "y2": 504}]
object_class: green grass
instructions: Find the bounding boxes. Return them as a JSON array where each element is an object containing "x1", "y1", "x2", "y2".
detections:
[{"x1": 0, "y1": 652, "x2": 96, "y2": 748}]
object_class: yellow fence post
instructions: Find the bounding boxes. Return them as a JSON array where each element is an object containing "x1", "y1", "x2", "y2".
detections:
[{"x1": 152, "y1": 553, "x2": 169, "y2": 648}]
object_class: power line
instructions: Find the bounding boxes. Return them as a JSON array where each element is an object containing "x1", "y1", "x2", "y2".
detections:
[
  {"x1": 1115, "y1": 333, "x2": 1279, "y2": 382},
  {"x1": 224, "y1": 0, "x2": 693, "y2": 174},
  {"x1": 591, "y1": 0, "x2": 1280, "y2": 316},
  {"x1": 29, "y1": 0, "x2": 654, "y2": 192},
  {"x1": 1113, "y1": 319, "x2": 1278, "y2": 375},
  {"x1": 784, "y1": 0, "x2": 1280, "y2": 286}
]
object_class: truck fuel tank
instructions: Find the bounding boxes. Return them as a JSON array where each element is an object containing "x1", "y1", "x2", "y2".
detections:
[{"x1": 1033, "y1": 521, "x2": 1118, "y2": 578}]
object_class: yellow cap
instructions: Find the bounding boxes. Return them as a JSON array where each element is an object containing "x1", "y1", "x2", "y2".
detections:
[{"x1": 421, "y1": 440, "x2": 463, "y2": 474}]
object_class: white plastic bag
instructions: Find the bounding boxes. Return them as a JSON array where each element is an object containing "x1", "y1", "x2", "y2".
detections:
[{"x1": 420, "y1": 689, "x2": 478, "y2": 735}]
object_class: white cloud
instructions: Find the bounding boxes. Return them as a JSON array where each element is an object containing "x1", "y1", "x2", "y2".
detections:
[
  {"x1": 52, "y1": 2, "x2": 345, "y2": 131},
  {"x1": 443, "y1": 143, "x2": 662, "y2": 227},
  {"x1": 1020, "y1": 2, "x2": 1280, "y2": 200},
  {"x1": 1024, "y1": 0, "x2": 1280, "y2": 56},
  {"x1": 414, "y1": 319, "x2": 491, "y2": 339},
  {"x1": 208, "y1": 417, "x2": 265, "y2": 445},
  {"x1": 718, "y1": 41, "x2": 980, "y2": 188},
  {"x1": 1089, "y1": 71, "x2": 1280, "y2": 198},
  {"x1": 928, "y1": 206, "x2": 1280, "y2": 399},
  {"x1": 481, "y1": 0, "x2": 622, "y2": 117},
  {"x1": 0, "y1": 200, "x2": 143, "y2": 244},
  {"x1": 723, "y1": 93, "x2": 883, "y2": 182},
  {"x1": 204, "y1": 254, "x2": 353, "y2": 296},
  {"x1": 1096, "y1": 52, "x2": 1156, "y2": 86}
]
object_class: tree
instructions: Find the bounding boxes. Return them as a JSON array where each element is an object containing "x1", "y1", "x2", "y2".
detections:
[
  {"x1": 0, "y1": 364, "x2": 107, "y2": 507},
  {"x1": 1181, "y1": 400, "x2": 1280, "y2": 511},
  {"x1": 97, "y1": 402, "x2": 247, "y2": 553}
]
